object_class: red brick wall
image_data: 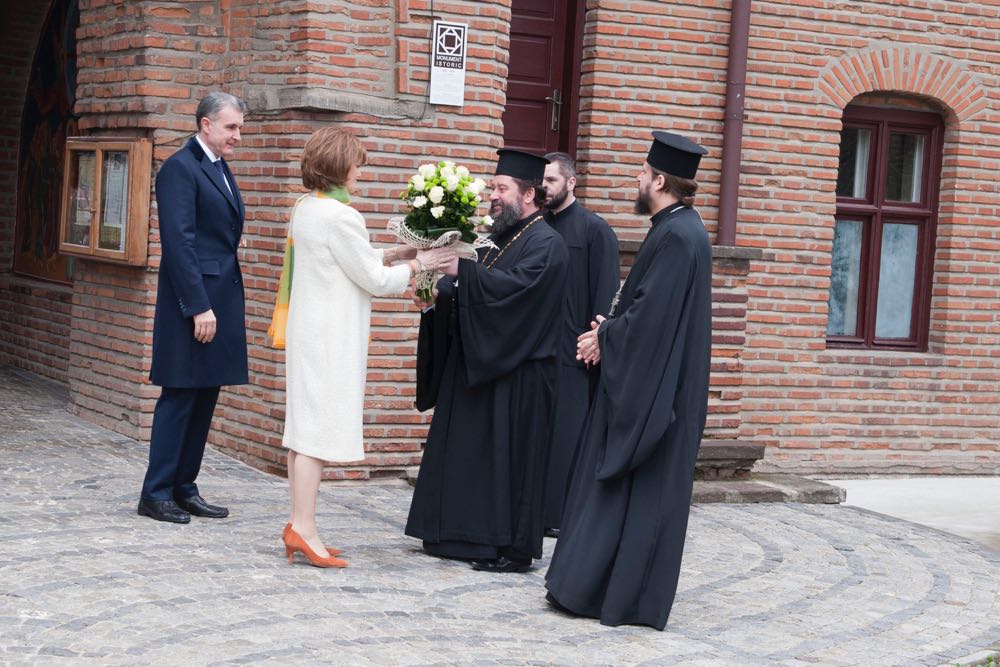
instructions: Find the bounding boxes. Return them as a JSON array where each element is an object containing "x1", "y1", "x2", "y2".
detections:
[
  {"x1": 0, "y1": 2, "x2": 74, "y2": 384},
  {"x1": 734, "y1": 3, "x2": 1000, "y2": 474},
  {"x1": 574, "y1": 1, "x2": 730, "y2": 243}
]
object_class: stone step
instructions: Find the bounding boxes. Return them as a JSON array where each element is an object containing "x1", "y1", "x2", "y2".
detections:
[
  {"x1": 693, "y1": 473, "x2": 846, "y2": 504},
  {"x1": 696, "y1": 439, "x2": 765, "y2": 480}
]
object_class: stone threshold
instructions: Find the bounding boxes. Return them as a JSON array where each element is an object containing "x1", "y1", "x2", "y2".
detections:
[{"x1": 694, "y1": 473, "x2": 846, "y2": 504}]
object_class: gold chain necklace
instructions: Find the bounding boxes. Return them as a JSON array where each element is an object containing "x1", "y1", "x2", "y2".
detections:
[{"x1": 482, "y1": 214, "x2": 544, "y2": 269}]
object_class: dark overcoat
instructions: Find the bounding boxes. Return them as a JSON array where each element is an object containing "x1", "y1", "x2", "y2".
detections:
[{"x1": 150, "y1": 138, "x2": 249, "y2": 388}]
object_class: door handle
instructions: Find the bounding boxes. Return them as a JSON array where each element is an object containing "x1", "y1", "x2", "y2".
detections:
[{"x1": 545, "y1": 88, "x2": 562, "y2": 132}]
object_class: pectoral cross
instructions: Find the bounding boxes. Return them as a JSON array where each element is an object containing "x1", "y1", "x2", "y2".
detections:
[{"x1": 608, "y1": 288, "x2": 622, "y2": 317}]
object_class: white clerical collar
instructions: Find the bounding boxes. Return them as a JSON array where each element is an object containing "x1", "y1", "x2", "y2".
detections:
[{"x1": 195, "y1": 135, "x2": 221, "y2": 163}]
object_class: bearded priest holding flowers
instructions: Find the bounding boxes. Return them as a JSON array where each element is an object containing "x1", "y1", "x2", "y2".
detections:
[{"x1": 405, "y1": 149, "x2": 570, "y2": 574}]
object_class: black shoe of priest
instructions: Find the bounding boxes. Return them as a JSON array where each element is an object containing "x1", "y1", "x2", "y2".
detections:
[{"x1": 470, "y1": 555, "x2": 532, "y2": 573}]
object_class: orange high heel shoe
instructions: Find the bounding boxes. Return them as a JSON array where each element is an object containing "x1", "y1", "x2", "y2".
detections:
[
  {"x1": 283, "y1": 526, "x2": 348, "y2": 568},
  {"x1": 283, "y1": 523, "x2": 342, "y2": 556}
]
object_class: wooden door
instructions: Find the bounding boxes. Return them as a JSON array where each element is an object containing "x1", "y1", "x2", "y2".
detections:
[{"x1": 502, "y1": 0, "x2": 584, "y2": 155}]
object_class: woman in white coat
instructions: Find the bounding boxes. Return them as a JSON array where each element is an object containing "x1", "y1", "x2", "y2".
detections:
[{"x1": 282, "y1": 127, "x2": 455, "y2": 567}]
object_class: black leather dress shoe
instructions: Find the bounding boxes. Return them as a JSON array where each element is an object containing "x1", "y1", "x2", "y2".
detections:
[
  {"x1": 544, "y1": 528, "x2": 560, "y2": 538},
  {"x1": 470, "y1": 555, "x2": 532, "y2": 573},
  {"x1": 175, "y1": 494, "x2": 229, "y2": 518},
  {"x1": 137, "y1": 499, "x2": 190, "y2": 524}
]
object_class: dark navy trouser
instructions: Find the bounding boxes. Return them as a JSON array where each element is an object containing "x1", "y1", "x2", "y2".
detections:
[{"x1": 140, "y1": 386, "x2": 221, "y2": 501}]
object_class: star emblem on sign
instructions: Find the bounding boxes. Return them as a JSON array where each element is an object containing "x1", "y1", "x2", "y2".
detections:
[{"x1": 436, "y1": 26, "x2": 463, "y2": 55}]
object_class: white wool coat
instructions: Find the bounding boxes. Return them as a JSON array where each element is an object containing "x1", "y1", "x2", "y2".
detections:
[{"x1": 282, "y1": 195, "x2": 411, "y2": 462}]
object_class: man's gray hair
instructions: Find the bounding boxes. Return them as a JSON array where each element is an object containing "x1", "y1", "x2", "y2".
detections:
[
  {"x1": 544, "y1": 151, "x2": 576, "y2": 180},
  {"x1": 196, "y1": 92, "x2": 247, "y2": 127}
]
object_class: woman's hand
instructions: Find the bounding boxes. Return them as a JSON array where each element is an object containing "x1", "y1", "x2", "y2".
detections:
[
  {"x1": 394, "y1": 245, "x2": 417, "y2": 261},
  {"x1": 416, "y1": 247, "x2": 459, "y2": 272},
  {"x1": 384, "y1": 245, "x2": 417, "y2": 265}
]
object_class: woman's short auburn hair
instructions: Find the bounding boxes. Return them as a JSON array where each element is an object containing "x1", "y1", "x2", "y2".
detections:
[{"x1": 300, "y1": 127, "x2": 368, "y2": 191}]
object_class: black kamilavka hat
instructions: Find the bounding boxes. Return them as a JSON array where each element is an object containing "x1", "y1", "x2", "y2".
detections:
[
  {"x1": 495, "y1": 148, "x2": 549, "y2": 181},
  {"x1": 647, "y1": 131, "x2": 707, "y2": 180}
]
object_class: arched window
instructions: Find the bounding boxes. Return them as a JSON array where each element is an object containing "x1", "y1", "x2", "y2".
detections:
[{"x1": 827, "y1": 105, "x2": 943, "y2": 351}]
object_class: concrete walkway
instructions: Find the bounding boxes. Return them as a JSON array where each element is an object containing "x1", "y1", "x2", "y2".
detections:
[
  {"x1": 1, "y1": 365, "x2": 999, "y2": 666},
  {"x1": 828, "y1": 477, "x2": 1000, "y2": 554}
]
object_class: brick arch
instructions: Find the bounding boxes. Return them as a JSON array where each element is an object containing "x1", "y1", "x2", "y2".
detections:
[{"x1": 817, "y1": 48, "x2": 987, "y2": 122}]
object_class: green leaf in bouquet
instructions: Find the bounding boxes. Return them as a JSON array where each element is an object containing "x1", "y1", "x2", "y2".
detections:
[{"x1": 425, "y1": 226, "x2": 459, "y2": 237}]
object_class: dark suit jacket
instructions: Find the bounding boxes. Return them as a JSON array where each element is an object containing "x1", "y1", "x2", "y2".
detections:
[{"x1": 150, "y1": 137, "x2": 249, "y2": 388}]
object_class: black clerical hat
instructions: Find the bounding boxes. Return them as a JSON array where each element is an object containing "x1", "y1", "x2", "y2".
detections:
[
  {"x1": 646, "y1": 131, "x2": 707, "y2": 180},
  {"x1": 495, "y1": 148, "x2": 549, "y2": 181}
]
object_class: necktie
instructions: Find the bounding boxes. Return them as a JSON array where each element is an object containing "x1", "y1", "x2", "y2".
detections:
[{"x1": 213, "y1": 160, "x2": 235, "y2": 203}]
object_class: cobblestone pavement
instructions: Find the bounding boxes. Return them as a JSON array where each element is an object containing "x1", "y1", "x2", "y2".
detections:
[{"x1": 1, "y1": 366, "x2": 999, "y2": 667}]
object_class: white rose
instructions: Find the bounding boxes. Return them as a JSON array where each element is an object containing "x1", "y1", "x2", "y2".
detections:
[
  {"x1": 428, "y1": 186, "x2": 445, "y2": 204},
  {"x1": 468, "y1": 178, "x2": 486, "y2": 196},
  {"x1": 440, "y1": 166, "x2": 455, "y2": 180},
  {"x1": 445, "y1": 175, "x2": 460, "y2": 192},
  {"x1": 443, "y1": 160, "x2": 456, "y2": 169},
  {"x1": 430, "y1": 206, "x2": 445, "y2": 219},
  {"x1": 456, "y1": 166, "x2": 470, "y2": 178},
  {"x1": 481, "y1": 214, "x2": 494, "y2": 227},
  {"x1": 418, "y1": 163, "x2": 437, "y2": 179},
  {"x1": 411, "y1": 174, "x2": 426, "y2": 191},
  {"x1": 412, "y1": 195, "x2": 428, "y2": 208}
]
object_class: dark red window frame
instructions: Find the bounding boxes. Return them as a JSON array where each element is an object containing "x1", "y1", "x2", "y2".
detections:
[{"x1": 827, "y1": 106, "x2": 944, "y2": 351}]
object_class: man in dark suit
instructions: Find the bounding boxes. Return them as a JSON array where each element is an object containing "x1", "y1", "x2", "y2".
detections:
[{"x1": 138, "y1": 92, "x2": 249, "y2": 523}]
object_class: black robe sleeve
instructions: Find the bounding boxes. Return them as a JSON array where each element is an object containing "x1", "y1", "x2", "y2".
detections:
[
  {"x1": 593, "y1": 232, "x2": 700, "y2": 481},
  {"x1": 414, "y1": 276, "x2": 457, "y2": 412},
  {"x1": 456, "y1": 235, "x2": 568, "y2": 387},
  {"x1": 588, "y1": 220, "x2": 620, "y2": 320}
]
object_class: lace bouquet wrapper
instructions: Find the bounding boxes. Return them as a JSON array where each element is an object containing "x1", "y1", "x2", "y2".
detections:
[{"x1": 391, "y1": 161, "x2": 495, "y2": 302}]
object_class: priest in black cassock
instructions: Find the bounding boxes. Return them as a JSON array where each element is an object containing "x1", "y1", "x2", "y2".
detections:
[
  {"x1": 540, "y1": 152, "x2": 620, "y2": 536},
  {"x1": 544, "y1": 131, "x2": 712, "y2": 629},
  {"x1": 405, "y1": 149, "x2": 569, "y2": 573}
]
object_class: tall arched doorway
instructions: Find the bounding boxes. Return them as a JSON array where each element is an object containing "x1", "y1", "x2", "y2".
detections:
[{"x1": 13, "y1": 0, "x2": 79, "y2": 284}]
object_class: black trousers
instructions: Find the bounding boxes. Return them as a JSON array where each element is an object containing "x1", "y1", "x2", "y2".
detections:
[{"x1": 140, "y1": 386, "x2": 221, "y2": 501}]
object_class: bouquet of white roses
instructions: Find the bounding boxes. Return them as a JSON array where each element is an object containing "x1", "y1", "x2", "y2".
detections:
[{"x1": 389, "y1": 161, "x2": 495, "y2": 301}]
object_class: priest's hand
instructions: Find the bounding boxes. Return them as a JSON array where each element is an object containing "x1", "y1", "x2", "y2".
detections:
[
  {"x1": 440, "y1": 254, "x2": 460, "y2": 277},
  {"x1": 576, "y1": 315, "x2": 605, "y2": 366},
  {"x1": 411, "y1": 287, "x2": 438, "y2": 310}
]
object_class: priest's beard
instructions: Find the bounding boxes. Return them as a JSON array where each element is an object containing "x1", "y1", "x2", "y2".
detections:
[
  {"x1": 545, "y1": 184, "x2": 570, "y2": 211},
  {"x1": 490, "y1": 199, "x2": 523, "y2": 235},
  {"x1": 633, "y1": 183, "x2": 653, "y2": 215}
]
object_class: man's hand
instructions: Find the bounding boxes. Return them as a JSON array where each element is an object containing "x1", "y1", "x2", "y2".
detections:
[
  {"x1": 576, "y1": 315, "x2": 606, "y2": 366},
  {"x1": 440, "y1": 255, "x2": 460, "y2": 277},
  {"x1": 193, "y1": 309, "x2": 217, "y2": 344},
  {"x1": 410, "y1": 287, "x2": 438, "y2": 310}
]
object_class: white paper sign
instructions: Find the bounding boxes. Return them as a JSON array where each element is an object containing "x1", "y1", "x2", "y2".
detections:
[{"x1": 429, "y1": 21, "x2": 467, "y2": 107}]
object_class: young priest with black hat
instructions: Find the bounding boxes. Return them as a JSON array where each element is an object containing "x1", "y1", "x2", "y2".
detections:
[
  {"x1": 405, "y1": 148, "x2": 569, "y2": 573},
  {"x1": 545, "y1": 131, "x2": 713, "y2": 629}
]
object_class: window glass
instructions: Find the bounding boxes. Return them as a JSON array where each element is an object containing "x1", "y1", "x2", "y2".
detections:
[
  {"x1": 827, "y1": 218, "x2": 864, "y2": 337},
  {"x1": 886, "y1": 133, "x2": 924, "y2": 202},
  {"x1": 99, "y1": 151, "x2": 129, "y2": 252},
  {"x1": 874, "y1": 223, "x2": 918, "y2": 338},
  {"x1": 836, "y1": 127, "x2": 871, "y2": 199},
  {"x1": 65, "y1": 151, "x2": 95, "y2": 247}
]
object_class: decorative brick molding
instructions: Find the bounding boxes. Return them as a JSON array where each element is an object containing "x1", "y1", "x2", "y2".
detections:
[{"x1": 817, "y1": 48, "x2": 989, "y2": 122}]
